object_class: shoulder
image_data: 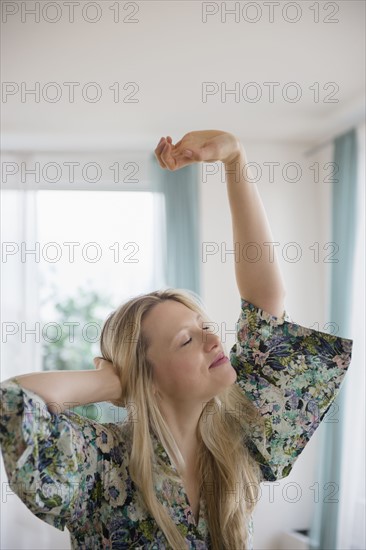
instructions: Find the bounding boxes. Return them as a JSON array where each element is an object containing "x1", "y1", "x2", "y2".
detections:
[{"x1": 60, "y1": 411, "x2": 133, "y2": 459}]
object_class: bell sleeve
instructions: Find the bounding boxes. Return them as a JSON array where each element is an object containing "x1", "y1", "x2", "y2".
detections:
[
  {"x1": 229, "y1": 297, "x2": 354, "y2": 482},
  {"x1": 0, "y1": 378, "x2": 105, "y2": 531}
]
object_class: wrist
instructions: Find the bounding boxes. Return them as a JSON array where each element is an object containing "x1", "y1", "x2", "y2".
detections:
[
  {"x1": 222, "y1": 139, "x2": 246, "y2": 166},
  {"x1": 96, "y1": 363, "x2": 123, "y2": 403}
]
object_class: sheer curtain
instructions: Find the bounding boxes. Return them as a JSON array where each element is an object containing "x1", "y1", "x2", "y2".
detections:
[
  {"x1": 309, "y1": 123, "x2": 365, "y2": 550},
  {"x1": 150, "y1": 153, "x2": 201, "y2": 295},
  {"x1": 1, "y1": 182, "x2": 70, "y2": 548},
  {"x1": 337, "y1": 121, "x2": 365, "y2": 549}
]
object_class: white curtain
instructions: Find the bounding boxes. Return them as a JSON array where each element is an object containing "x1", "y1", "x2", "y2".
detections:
[
  {"x1": 1, "y1": 149, "x2": 164, "y2": 549},
  {"x1": 1, "y1": 180, "x2": 71, "y2": 548},
  {"x1": 1, "y1": 188, "x2": 41, "y2": 377},
  {"x1": 337, "y1": 121, "x2": 366, "y2": 550}
]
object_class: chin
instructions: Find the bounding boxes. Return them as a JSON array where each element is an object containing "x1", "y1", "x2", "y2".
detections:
[
  {"x1": 218, "y1": 367, "x2": 237, "y2": 390},
  {"x1": 223, "y1": 363, "x2": 237, "y2": 381},
  {"x1": 228, "y1": 368, "x2": 237, "y2": 385}
]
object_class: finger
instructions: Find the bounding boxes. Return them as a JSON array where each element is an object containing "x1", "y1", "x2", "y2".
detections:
[
  {"x1": 174, "y1": 149, "x2": 195, "y2": 164},
  {"x1": 170, "y1": 139, "x2": 185, "y2": 158},
  {"x1": 162, "y1": 142, "x2": 187, "y2": 170},
  {"x1": 160, "y1": 141, "x2": 176, "y2": 170},
  {"x1": 155, "y1": 138, "x2": 168, "y2": 169},
  {"x1": 156, "y1": 141, "x2": 168, "y2": 169},
  {"x1": 165, "y1": 151, "x2": 195, "y2": 171},
  {"x1": 154, "y1": 137, "x2": 166, "y2": 154}
]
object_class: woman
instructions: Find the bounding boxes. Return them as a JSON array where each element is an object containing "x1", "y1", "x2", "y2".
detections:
[{"x1": 0, "y1": 131, "x2": 354, "y2": 549}]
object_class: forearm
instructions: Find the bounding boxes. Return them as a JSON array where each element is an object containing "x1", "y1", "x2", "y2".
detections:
[
  {"x1": 224, "y1": 142, "x2": 286, "y2": 317},
  {"x1": 3, "y1": 368, "x2": 121, "y2": 414}
]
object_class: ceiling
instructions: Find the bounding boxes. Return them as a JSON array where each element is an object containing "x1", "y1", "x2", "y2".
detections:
[{"x1": 2, "y1": 0, "x2": 365, "y2": 150}]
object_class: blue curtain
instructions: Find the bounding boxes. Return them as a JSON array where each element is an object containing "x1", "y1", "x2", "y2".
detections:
[
  {"x1": 150, "y1": 154, "x2": 201, "y2": 296},
  {"x1": 309, "y1": 128, "x2": 358, "y2": 550}
]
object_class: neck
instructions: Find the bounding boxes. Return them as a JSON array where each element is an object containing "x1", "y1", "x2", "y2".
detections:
[{"x1": 157, "y1": 397, "x2": 202, "y2": 462}]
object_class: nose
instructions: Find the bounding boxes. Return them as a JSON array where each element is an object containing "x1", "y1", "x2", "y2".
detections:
[{"x1": 203, "y1": 327, "x2": 221, "y2": 348}]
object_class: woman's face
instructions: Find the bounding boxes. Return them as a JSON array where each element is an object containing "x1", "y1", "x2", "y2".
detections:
[{"x1": 143, "y1": 300, "x2": 237, "y2": 404}]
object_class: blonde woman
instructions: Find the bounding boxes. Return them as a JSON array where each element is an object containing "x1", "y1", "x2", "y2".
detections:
[{"x1": 0, "y1": 131, "x2": 353, "y2": 549}]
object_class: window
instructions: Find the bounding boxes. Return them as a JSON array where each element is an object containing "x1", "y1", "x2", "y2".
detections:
[
  {"x1": 34, "y1": 190, "x2": 162, "y2": 420},
  {"x1": 2, "y1": 150, "x2": 166, "y2": 422}
]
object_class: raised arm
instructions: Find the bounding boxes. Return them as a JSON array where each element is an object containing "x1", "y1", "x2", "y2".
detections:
[
  {"x1": 155, "y1": 130, "x2": 286, "y2": 317},
  {"x1": 2, "y1": 359, "x2": 122, "y2": 414},
  {"x1": 223, "y1": 142, "x2": 286, "y2": 317}
]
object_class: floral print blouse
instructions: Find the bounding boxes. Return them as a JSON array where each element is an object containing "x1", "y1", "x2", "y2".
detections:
[{"x1": 0, "y1": 298, "x2": 353, "y2": 549}]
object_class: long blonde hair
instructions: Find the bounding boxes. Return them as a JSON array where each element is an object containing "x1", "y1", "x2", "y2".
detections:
[{"x1": 99, "y1": 288, "x2": 265, "y2": 549}]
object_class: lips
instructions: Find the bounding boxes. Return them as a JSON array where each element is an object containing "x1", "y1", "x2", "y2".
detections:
[{"x1": 209, "y1": 352, "x2": 225, "y2": 368}]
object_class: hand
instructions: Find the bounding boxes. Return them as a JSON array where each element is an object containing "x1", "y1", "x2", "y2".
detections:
[
  {"x1": 93, "y1": 357, "x2": 123, "y2": 407},
  {"x1": 93, "y1": 356, "x2": 113, "y2": 371},
  {"x1": 154, "y1": 130, "x2": 243, "y2": 171}
]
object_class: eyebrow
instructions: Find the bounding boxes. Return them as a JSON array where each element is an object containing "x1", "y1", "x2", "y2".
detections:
[{"x1": 169, "y1": 313, "x2": 203, "y2": 346}]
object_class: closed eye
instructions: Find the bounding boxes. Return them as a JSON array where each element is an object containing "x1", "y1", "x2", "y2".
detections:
[{"x1": 183, "y1": 326, "x2": 210, "y2": 346}]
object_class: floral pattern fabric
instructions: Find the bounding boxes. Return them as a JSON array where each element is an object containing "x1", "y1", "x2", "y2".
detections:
[
  {"x1": 0, "y1": 298, "x2": 353, "y2": 549},
  {"x1": 230, "y1": 298, "x2": 353, "y2": 483}
]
